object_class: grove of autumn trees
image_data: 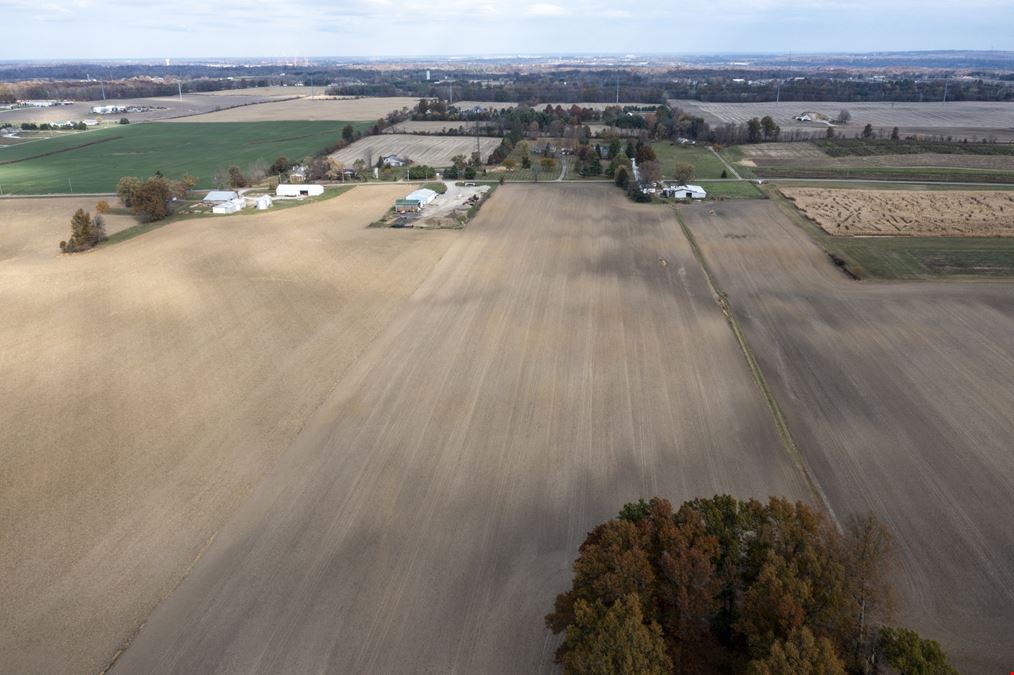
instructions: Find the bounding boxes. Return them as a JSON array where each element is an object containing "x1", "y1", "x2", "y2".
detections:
[
  {"x1": 546, "y1": 496, "x2": 956, "y2": 675},
  {"x1": 116, "y1": 173, "x2": 194, "y2": 222},
  {"x1": 59, "y1": 208, "x2": 106, "y2": 253}
]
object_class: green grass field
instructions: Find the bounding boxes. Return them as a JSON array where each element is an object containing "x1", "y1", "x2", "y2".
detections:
[
  {"x1": 766, "y1": 187, "x2": 1014, "y2": 279},
  {"x1": 0, "y1": 121, "x2": 368, "y2": 194},
  {"x1": 650, "y1": 142, "x2": 730, "y2": 180},
  {"x1": 695, "y1": 180, "x2": 763, "y2": 199}
]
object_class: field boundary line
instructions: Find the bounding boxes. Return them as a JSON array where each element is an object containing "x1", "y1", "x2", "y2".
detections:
[
  {"x1": 673, "y1": 207, "x2": 839, "y2": 526},
  {"x1": 708, "y1": 146, "x2": 742, "y2": 180},
  {"x1": 0, "y1": 135, "x2": 123, "y2": 166}
]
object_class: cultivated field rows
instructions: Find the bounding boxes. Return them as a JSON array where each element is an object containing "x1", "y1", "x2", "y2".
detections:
[
  {"x1": 0, "y1": 186, "x2": 458, "y2": 674},
  {"x1": 782, "y1": 187, "x2": 1014, "y2": 236},
  {"x1": 0, "y1": 91, "x2": 297, "y2": 125},
  {"x1": 736, "y1": 142, "x2": 1014, "y2": 171},
  {"x1": 331, "y1": 133, "x2": 501, "y2": 167},
  {"x1": 682, "y1": 201, "x2": 1014, "y2": 673},
  {"x1": 671, "y1": 99, "x2": 1014, "y2": 129},
  {"x1": 109, "y1": 185, "x2": 812, "y2": 673},
  {"x1": 170, "y1": 96, "x2": 421, "y2": 122}
]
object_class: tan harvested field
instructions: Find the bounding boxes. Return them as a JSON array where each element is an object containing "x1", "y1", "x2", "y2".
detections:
[
  {"x1": 109, "y1": 184, "x2": 812, "y2": 673},
  {"x1": 682, "y1": 201, "x2": 1014, "y2": 673},
  {"x1": 0, "y1": 91, "x2": 296, "y2": 125},
  {"x1": 385, "y1": 119, "x2": 489, "y2": 134},
  {"x1": 170, "y1": 96, "x2": 420, "y2": 122},
  {"x1": 782, "y1": 187, "x2": 1014, "y2": 236},
  {"x1": 735, "y1": 142, "x2": 1014, "y2": 171},
  {"x1": 672, "y1": 99, "x2": 1014, "y2": 140},
  {"x1": 332, "y1": 133, "x2": 501, "y2": 166},
  {"x1": 0, "y1": 197, "x2": 136, "y2": 263},
  {"x1": 0, "y1": 186, "x2": 458, "y2": 674}
]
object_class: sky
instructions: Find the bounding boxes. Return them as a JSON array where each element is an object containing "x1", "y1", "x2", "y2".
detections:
[{"x1": 1, "y1": 0, "x2": 1012, "y2": 60}]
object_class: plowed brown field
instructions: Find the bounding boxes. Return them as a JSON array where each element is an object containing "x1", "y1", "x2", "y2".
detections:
[
  {"x1": 0, "y1": 186, "x2": 457, "y2": 674},
  {"x1": 682, "y1": 200, "x2": 1014, "y2": 674},
  {"x1": 108, "y1": 185, "x2": 812, "y2": 674}
]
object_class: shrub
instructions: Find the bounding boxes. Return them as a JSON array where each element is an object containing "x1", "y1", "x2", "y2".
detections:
[
  {"x1": 116, "y1": 176, "x2": 141, "y2": 207},
  {"x1": 95, "y1": 200, "x2": 110, "y2": 214},
  {"x1": 119, "y1": 118, "x2": 130, "y2": 125}
]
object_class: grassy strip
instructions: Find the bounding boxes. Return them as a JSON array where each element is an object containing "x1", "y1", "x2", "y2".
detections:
[
  {"x1": 816, "y1": 138, "x2": 1014, "y2": 157},
  {"x1": 673, "y1": 207, "x2": 837, "y2": 524},
  {"x1": 754, "y1": 165, "x2": 1014, "y2": 183}
]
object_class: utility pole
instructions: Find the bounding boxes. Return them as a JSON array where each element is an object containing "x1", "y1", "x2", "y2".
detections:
[
  {"x1": 100, "y1": 81, "x2": 106, "y2": 100},
  {"x1": 942, "y1": 78, "x2": 949, "y2": 103},
  {"x1": 178, "y1": 81, "x2": 183, "y2": 101}
]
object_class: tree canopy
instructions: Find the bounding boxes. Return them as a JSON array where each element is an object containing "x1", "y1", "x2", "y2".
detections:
[{"x1": 547, "y1": 496, "x2": 954, "y2": 675}]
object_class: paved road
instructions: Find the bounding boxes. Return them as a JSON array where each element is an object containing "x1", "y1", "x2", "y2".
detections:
[{"x1": 110, "y1": 184, "x2": 811, "y2": 674}]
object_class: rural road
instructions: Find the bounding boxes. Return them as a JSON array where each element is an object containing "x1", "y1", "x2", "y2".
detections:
[{"x1": 109, "y1": 184, "x2": 813, "y2": 673}]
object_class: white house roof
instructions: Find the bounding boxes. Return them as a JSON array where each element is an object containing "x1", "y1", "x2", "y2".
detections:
[
  {"x1": 204, "y1": 190, "x2": 239, "y2": 203},
  {"x1": 405, "y1": 188, "x2": 438, "y2": 203}
]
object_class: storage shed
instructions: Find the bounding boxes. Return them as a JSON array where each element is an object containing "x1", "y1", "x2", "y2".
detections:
[
  {"x1": 663, "y1": 184, "x2": 707, "y2": 200},
  {"x1": 277, "y1": 184, "x2": 324, "y2": 197},
  {"x1": 212, "y1": 197, "x2": 245, "y2": 214},
  {"x1": 204, "y1": 190, "x2": 240, "y2": 203},
  {"x1": 404, "y1": 188, "x2": 438, "y2": 206}
]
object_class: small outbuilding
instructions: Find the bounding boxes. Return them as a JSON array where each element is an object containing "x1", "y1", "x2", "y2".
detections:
[
  {"x1": 255, "y1": 195, "x2": 273, "y2": 210},
  {"x1": 277, "y1": 184, "x2": 324, "y2": 197},
  {"x1": 663, "y1": 184, "x2": 707, "y2": 200},
  {"x1": 212, "y1": 197, "x2": 245, "y2": 214},
  {"x1": 395, "y1": 199, "x2": 421, "y2": 213},
  {"x1": 204, "y1": 190, "x2": 240, "y2": 203}
]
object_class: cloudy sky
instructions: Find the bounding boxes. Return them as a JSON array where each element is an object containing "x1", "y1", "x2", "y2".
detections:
[{"x1": 2, "y1": 0, "x2": 1012, "y2": 60}]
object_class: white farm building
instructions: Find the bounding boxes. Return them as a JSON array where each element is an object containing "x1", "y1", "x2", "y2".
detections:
[
  {"x1": 663, "y1": 184, "x2": 707, "y2": 200},
  {"x1": 404, "y1": 188, "x2": 438, "y2": 206},
  {"x1": 203, "y1": 190, "x2": 240, "y2": 203},
  {"x1": 212, "y1": 197, "x2": 245, "y2": 214},
  {"x1": 277, "y1": 184, "x2": 324, "y2": 197}
]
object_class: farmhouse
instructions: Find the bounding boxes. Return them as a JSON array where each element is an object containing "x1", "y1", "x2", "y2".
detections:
[
  {"x1": 277, "y1": 184, "x2": 324, "y2": 197},
  {"x1": 203, "y1": 190, "x2": 240, "y2": 203},
  {"x1": 381, "y1": 154, "x2": 407, "y2": 167},
  {"x1": 663, "y1": 184, "x2": 707, "y2": 200}
]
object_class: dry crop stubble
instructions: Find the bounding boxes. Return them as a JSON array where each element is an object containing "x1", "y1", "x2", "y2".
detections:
[
  {"x1": 682, "y1": 199, "x2": 1014, "y2": 674},
  {"x1": 109, "y1": 184, "x2": 813, "y2": 674},
  {"x1": 0, "y1": 186, "x2": 458, "y2": 674}
]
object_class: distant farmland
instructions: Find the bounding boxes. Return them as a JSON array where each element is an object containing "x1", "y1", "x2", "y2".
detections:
[{"x1": 0, "y1": 122, "x2": 366, "y2": 194}]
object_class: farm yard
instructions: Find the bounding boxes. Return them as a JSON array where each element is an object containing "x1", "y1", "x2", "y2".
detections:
[
  {"x1": 331, "y1": 133, "x2": 501, "y2": 168},
  {"x1": 0, "y1": 186, "x2": 460, "y2": 675},
  {"x1": 671, "y1": 99, "x2": 1014, "y2": 140},
  {"x1": 682, "y1": 200, "x2": 1014, "y2": 673},
  {"x1": 649, "y1": 141, "x2": 730, "y2": 179},
  {"x1": 782, "y1": 187, "x2": 1014, "y2": 236},
  {"x1": 0, "y1": 121, "x2": 368, "y2": 193},
  {"x1": 104, "y1": 184, "x2": 813, "y2": 674},
  {"x1": 0, "y1": 90, "x2": 298, "y2": 126},
  {"x1": 169, "y1": 96, "x2": 420, "y2": 122}
]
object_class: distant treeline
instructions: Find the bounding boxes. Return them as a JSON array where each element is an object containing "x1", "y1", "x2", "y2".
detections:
[{"x1": 1, "y1": 63, "x2": 1012, "y2": 104}]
